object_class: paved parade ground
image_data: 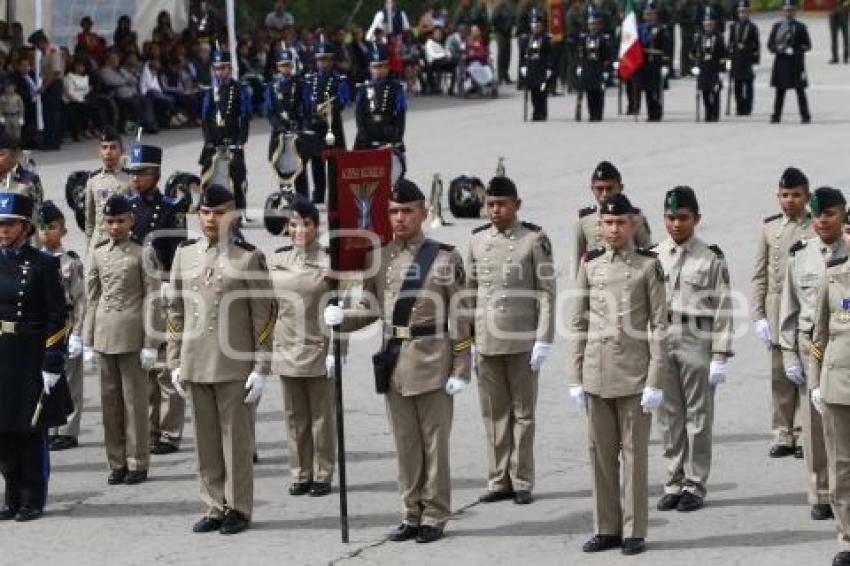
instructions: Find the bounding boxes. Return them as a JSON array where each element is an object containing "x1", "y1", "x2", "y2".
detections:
[{"x1": 3, "y1": 12, "x2": 850, "y2": 566}]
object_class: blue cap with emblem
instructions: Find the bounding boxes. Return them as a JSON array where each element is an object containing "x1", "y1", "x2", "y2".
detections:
[
  {"x1": 127, "y1": 143, "x2": 162, "y2": 171},
  {"x1": 587, "y1": 5, "x2": 600, "y2": 22},
  {"x1": 368, "y1": 41, "x2": 389, "y2": 66},
  {"x1": 644, "y1": 0, "x2": 658, "y2": 12},
  {"x1": 212, "y1": 46, "x2": 232, "y2": 66},
  {"x1": 0, "y1": 192, "x2": 34, "y2": 222},
  {"x1": 316, "y1": 38, "x2": 335, "y2": 59},
  {"x1": 737, "y1": 0, "x2": 751, "y2": 8},
  {"x1": 276, "y1": 48, "x2": 295, "y2": 65},
  {"x1": 704, "y1": 6, "x2": 717, "y2": 21},
  {"x1": 530, "y1": 7, "x2": 544, "y2": 23}
]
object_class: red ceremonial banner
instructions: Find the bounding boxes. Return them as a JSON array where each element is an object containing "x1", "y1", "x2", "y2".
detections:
[
  {"x1": 548, "y1": 0, "x2": 565, "y2": 42},
  {"x1": 327, "y1": 149, "x2": 394, "y2": 272}
]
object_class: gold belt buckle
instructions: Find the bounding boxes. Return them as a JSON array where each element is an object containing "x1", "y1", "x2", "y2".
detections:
[
  {"x1": 0, "y1": 321, "x2": 15, "y2": 334},
  {"x1": 393, "y1": 326, "x2": 412, "y2": 340}
]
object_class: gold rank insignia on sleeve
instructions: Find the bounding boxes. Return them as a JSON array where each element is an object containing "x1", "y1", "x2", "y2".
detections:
[
  {"x1": 46, "y1": 324, "x2": 70, "y2": 348},
  {"x1": 257, "y1": 302, "x2": 278, "y2": 345},
  {"x1": 810, "y1": 343, "x2": 823, "y2": 362},
  {"x1": 453, "y1": 338, "x2": 473, "y2": 353},
  {"x1": 166, "y1": 318, "x2": 179, "y2": 340}
]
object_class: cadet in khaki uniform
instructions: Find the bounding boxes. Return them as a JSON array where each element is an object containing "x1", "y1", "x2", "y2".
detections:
[
  {"x1": 271, "y1": 198, "x2": 336, "y2": 498},
  {"x1": 751, "y1": 166, "x2": 813, "y2": 457},
  {"x1": 84, "y1": 128, "x2": 131, "y2": 256},
  {"x1": 38, "y1": 202, "x2": 86, "y2": 451},
  {"x1": 324, "y1": 180, "x2": 473, "y2": 544},
  {"x1": 568, "y1": 193, "x2": 668, "y2": 556},
  {"x1": 466, "y1": 177, "x2": 556, "y2": 505},
  {"x1": 653, "y1": 187, "x2": 734, "y2": 514},
  {"x1": 575, "y1": 161, "x2": 652, "y2": 276},
  {"x1": 810, "y1": 240, "x2": 850, "y2": 566},
  {"x1": 169, "y1": 185, "x2": 275, "y2": 536},
  {"x1": 779, "y1": 187, "x2": 848, "y2": 521},
  {"x1": 84, "y1": 195, "x2": 161, "y2": 485}
]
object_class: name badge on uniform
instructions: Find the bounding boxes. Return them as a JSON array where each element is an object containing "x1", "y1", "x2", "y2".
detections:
[
  {"x1": 843, "y1": 298, "x2": 850, "y2": 310},
  {"x1": 840, "y1": 299, "x2": 850, "y2": 323}
]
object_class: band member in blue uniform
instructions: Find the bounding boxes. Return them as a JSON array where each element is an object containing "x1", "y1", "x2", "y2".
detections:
[
  {"x1": 354, "y1": 42, "x2": 407, "y2": 151},
  {"x1": 767, "y1": 0, "x2": 811, "y2": 123},
  {"x1": 575, "y1": 7, "x2": 613, "y2": 122},
  {"x1": 693, "y1": 7, "x2": 728, "y2": 122},
  {"x1": 519, "y1": 8, "x2": 552, "y2": 121},
  {"x1": 727, "y1": 0, "x2": 760, "y2": 116}
]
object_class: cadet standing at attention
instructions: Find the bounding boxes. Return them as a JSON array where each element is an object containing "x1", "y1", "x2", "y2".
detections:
[
  {"x1": 727, "y1": 0, "x2": 760, "y2": 116},
  {"x1": 467, "y1": 176, "x2": 556, "y2": 506},
  {"x1": 84, "y1": 128, "x2": 131, "y2": 256},
  {"x1": 653, "y1": 186, "x2": 733, "y2": 514},
  {"x1": 569, "y1": 193, "x2": 668, "y2": 556},
  {"x1": 751, "y1": 167, "x2": 813, "y2": 458},
  {"x1": 779, "y1": 187, "x2": 847, "y2": 521}
]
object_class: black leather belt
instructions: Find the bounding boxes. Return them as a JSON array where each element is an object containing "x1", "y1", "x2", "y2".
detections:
[
  {"x1": 386, "y1": 323, "x2": 447, "y2": 340},
  {"x1": 668, "y1": 314, "x2": 713, "y2": 326}
]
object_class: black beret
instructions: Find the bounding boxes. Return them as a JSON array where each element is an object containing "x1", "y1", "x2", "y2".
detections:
[
  {"x1": 292, "y1": 195, "x2": 320, "y2": 225},
  {"x1": 27, "y1": 29, "x2": 48, "y2": 46},
  {"x1": 664, "y1": 186, "x2": 700, "y2": 214},
  {"x1": 390, "y1": 179, "x2": 426, "y2": 203},
  {"x1": 37, "y1": 200, "x2": 64, "y2": 227},
  {"x1": 103, "y1": 194, "x2": 132, "y2": 216},
  {"x1": 486, "y1": 176, "x2": 518, "y2": 199},
  {"x1": 779, "y1": 167, "x2": 808, "y2": 189},
  {"x1": 0, "y1": 129, "x2": 20, "y2": 150},
  {"x1": 599, "y1": 193, "x2": 636, "y2": 216},
  {"x1": 100, "y1": 126, "x2": 122, "y2": 143},
  {"x1": 810, "y1": 187, "x2": 846, "y2": 215},
  {"x1": 199, "y1": 184, "x2": 235, "y2": 208},
  {"x1": 592, "y1": 160, "x2": 621, "y2": 182}
]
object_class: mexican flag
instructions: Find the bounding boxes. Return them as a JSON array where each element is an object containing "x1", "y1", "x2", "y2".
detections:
[{"x1": 618, "y1": 0, "x2": 644, "y2": 80}]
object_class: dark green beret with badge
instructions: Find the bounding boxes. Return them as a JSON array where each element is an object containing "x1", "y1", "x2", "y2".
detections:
[{"x1": 809, "y1": 186, "x2": 846, "y2": 216}]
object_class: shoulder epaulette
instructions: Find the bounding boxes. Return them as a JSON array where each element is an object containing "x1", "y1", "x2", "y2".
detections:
[
  {"x1": 235, "y1": 240, "x2": 256, "y2": 251},
  {"x1": 90, "y1": 167, "x2": 103, "y2": 175},
  {"x1": 708, "y1": 244, "x2": 725, "y2": 258},
  {"x1": 828, "y1": 256, "x2": 849, "y2": 268},
  {"x1": 636, "y1": 248, "x2": 658, "y2": 258},
  {"x1": 179, "y1": 238, "x2": 198, "y2": 248},
  {"x1": 764, "y1": 213, "x2": 782, "y2": 223},
  {"x1": 579, "y1": 205, "x2": 596, "y2": 218},
  {"x1": 439, "y1": 243, "x2": 456, "y2": 252},
  {"x1": 472, "y1": 222, "x2": 492, "y2": 234},
  {"x1": 95, "y1": 239, "x2": 109, "y2": 248},
  {"x1": 521, "y1": 221, "x2": 541, "y2": 232},
  {"x1": 634, "y1": 207, "x2": 643, "y2": 215},
  {"x1": 65, "y1": 250, "x2": 79, "y2": 259},
  {"x1": 275, "y1": 245, "x2": 293, "y2": 253},
  {"x1": 789, "y1": 240, "x2": 806, "y2": 256},
  {"x1": 583, "y1": 248, "x2": 605, "y2": 262}
]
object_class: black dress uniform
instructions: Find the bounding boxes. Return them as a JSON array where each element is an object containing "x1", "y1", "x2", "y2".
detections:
[
  {"x1": 199, "y1": 49, "x2": 252, "y2": 211},
  {"x1": 354, "y1": 43, "x2": 407, "y2": 151},
  {"x1": 767, "y1": 0, "x2": 811, "y2": 123},
  {"x1": 727, "y1": 0, "x2": 760, "y2": 116},
  {"x1": 264, "y1": 50, "x2": 308, "y2": 197},
  {"x1": 303, "y1": 40, "x2": 350, "y2": 204},
  {"x1": 637, "y1": 1, "x2": 673, "y2": 121},
  {"x1": 519, "y1": 9, "x2": 552, "y2": 122},
  {"x1": 0, "y1": 192, "x2": 71, "y2": 522},
  {"x1": 693, "y1": 10, "x2": 727, "y2": 122},
  {"x1": 576, "y1": 9, "x2": 612, "y2": 122}
]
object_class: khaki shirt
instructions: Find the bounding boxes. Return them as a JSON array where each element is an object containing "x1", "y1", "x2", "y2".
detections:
[
  {"x1": 270, "y1": 241, "x2": 332, "y2": 377},
  {"x1": 84, "y1": 167, "x2": 132, "y2": 246},
  {"x1": 574, "y1": 205, "x2": 653, "y2": 276},
  {"x1": 466, "y1": 220, "x2": 556, "y2": 355},
  {"x1": 55, "y1": 248, "x2": 85, "y2": 336},
  {"x1": 780, "y1": 237, "x2": 848, "y2": 373},
  {"x1": 84, "y1": 237, "x2": 160, "y2": 354},
  {"x1": 568, "y1": 244, "x2": 668, "y2": 398},
  {"x1": 342, "y1": 232, "x2": 473, "y2": 396},
  {"x1": 811, "y1": 256, "x2": 850, "y2": 405},
  {"x1": 654, "y1": 236, "x2": 734, "y2": 358},
  {"x1": 41, "y1": 44, "x2": 65, "y2": 86},
  {"x1": 167, "y1": 235, "x2": 275, "y2": 382},
  {"x1": 751, "y1": 213, "x2": 813, "y2": 342}
]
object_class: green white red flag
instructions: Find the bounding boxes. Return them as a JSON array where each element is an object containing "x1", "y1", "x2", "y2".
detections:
[{"x1": 618, "y1": 0, "x2": 644, "y2": 80}]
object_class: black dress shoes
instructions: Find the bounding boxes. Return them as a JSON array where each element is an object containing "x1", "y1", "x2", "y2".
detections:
[
  {"x1": 622, "y1": 537, "x2": 646, "y2": 555},
  {"x1": 478, "y1": 490, "x2": 514, "y2": 503},
  {"x1": 583, "y1": 534, "x2": 622, "y2": 552},
  {"x1": 0, "y1": 506, "x2": 18, "y2": 520},
  {"x1": 124, "y1": 470, "x2": 148, "y2": 485},
  {"x1": 812, "y1": 503, "x2": 834, "y2": 520},
  {"x1": 309, "y1": 482, "x2": 331, "y2": 497},
  {"x1": 677, "y1": 492, "x2": 704, "y2": 512},
  {"x1": 49, "y1": 435, "x2": 78, "y2": 451},
  {"x1": 288, "y1": 482, "x2": 312, "y2": 496},
  {"x1": 14, "y1": 507, "x2": 43, "y2": 522},
  {"x1": 513, "y1": 490, "x2": 533, "y2": 505},
  {"x1": 769, "y1": 444, "x2": 795, "y2": 458},
  {"x1": 150, "y1": 441, "x2": 179, "y2": 455},
  {"x1": 388, "y1": 523, "x2": 419, "y2": 542},
  {"x1": 193, "y1": 516, "x2": 223, "y2": 533},
  {"x1": 219, "y1": 510, "x2": 250, "y2": 535},
  {"x1": 834, "y1": 551, "x2": 850, "y2": 565},
  {"x1": 415, "y1": 525, "x2": 444, "y2": 543},
  {"x1": 657, "y1": 493, "x2": 681, "y2": 511},
  {"x1": 108, "y1": 468, "x2": 128, "y2": 485}
]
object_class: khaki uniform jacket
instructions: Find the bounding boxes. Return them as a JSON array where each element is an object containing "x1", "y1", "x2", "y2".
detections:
[
  {"x1": 654, "y1": 236, "x2": 734, "y2": 358},
  {"x1": 751, "y1": 213, "x2": 813, "y2": 342},
  {"x1": 568, "y1": 244, "x2": 669, "y2": 397},
  {"x1": 167, "y1": 235, "x2": 275, "y2": 382},
  {"x1": 342, "y1": 232, "x2": 473, "y2": 396},
  {"x1": 270, "y1": 241, "x2": 332, "y2": 377},
  {"x1": 780, "y1": 237, "x2": 848, "y2": 373},
  {"x1": 55, "y1": 248, "x2": 85, "y2": 336},
  {"x1": 466, "y1": 220, "x2": 557, "y2": 355},
  {"x1": 574, "y1": 205, "x2": 653, "y2": 275},
  {"x1": 811, "y1": 256, "x2": 850, "y2": 405},
  {"x1": 84, "y1": 168, "x2": 132, "y2": 244},
  {"x1": 84, "y1": 237, "x2": 160, "y2": 354}
]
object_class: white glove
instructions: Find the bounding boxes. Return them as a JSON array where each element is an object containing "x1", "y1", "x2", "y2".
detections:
[
  {"x1": 785, "y1": 364, "x2": 805, "y2": 385},
  {"x1": 325, "y1": 354, "x2": 335, "y2": 378},
  {"x1": 0, "y1": 116, "x2": 6, "y2": 124},
  {"x1": 602, "y1": 72, "x2": 609, "y2": 82},
  {"x1": 613, "y1": 61, "x2": 620, "y2": 70},
  {"x1": 519, "y1": 66, "x2": 527, "y2": 77},
  {"x1": 545, "y1": 69, "x2": 553, "y2": 80},
  {"x1": 784, "y1": 47, "x2": 794, "y2": 56},
  {"x1": 445, "y1": 376, "x2": 468, "y2": 396},
  {"x1": 708, "y1": 360, "x2": 728, "y2": 386},
  {"x1": 640, "y1": 386, "x2": 663, "y2": 413},
  {"x1": 725, "y1": 60, "x2": 732, "y2": 72},
  {"x1": 83, "y1": 346, "x2": 95, "y2": 365},
  {"x1": 171, "y1": 368, "x2": 187, "y2": 399},
  {"x1": 323, "y1": 305, "x2": 344, "y2": 327},
  {"x1": 576, "y1": 66, "x2": 583, "y2": 77},
  {"x1": 812, "y1": 387, "x2": 825, "y2": 414},
  {"x1": 471, "y1": 344, "x2": 478, "y2": 374},
  {"x1": 661, "y1": 65, "x2": 670, "y2": 78},
  {"x1": 139, "y1": 347, "x2": 158, "y2": 370},
  {"x1": 569, "y1": 384, "x2": 586, "y2": 412},
  {"x1": 529, "y1": 341, "x2": 552, "y2": 371},
  {"x1": 244, "y1": 372, "x2": 266, "y2": 404},
  {"x1": 42, "y1": 371, "x2": 60, "y2": 395},
  {"x1": 17, "y1": 117, "x2": 23, "y2": 126},
  {"x1": 691, "y1": 66, "x2": 700, "y2": 76},
  {"x1": 67, "y1": 334, "x2": 83, "y2": 359},
  {"x1": 753, "y1": 318, "x2": 772, "y2": 346}
]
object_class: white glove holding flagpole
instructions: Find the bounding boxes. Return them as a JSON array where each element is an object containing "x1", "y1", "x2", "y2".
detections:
[{"x1": 171, "y1": 368, "x2": 187, "y2": 399}]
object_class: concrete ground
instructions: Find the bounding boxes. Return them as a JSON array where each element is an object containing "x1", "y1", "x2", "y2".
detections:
[{"x1": 2, "y1": 13, "x2": 848, "y2": 566}]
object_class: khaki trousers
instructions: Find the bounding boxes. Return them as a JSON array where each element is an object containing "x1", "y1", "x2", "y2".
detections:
[
  {"x1": 476, "y1": 352, "x2": 538, "y2": 492},
  {"x1": 658, "y1": 323, "x2": 714, "y2": 499},
  {"x1": 189, "y1": 381, "x2": 255, "y2": 519},
  {"x1": 586, "y1": 394, "x2": 651, "y2": 539},
  {"x1": 149, "y1": 362, "x2": 186, "y2": 446},
  {"x1": 97, "y1": 352, "x2": 150, "y2": 471},
  {"x1": 822, "y1": 402, "x2": 850, "y2": 550},
  {"x1": 798, "y1": 333, "x2": 829, "y2": 504},
  {"x1": 771, "y1": 345, "x2": 804, "y2": 446},
  {"x1": 281, "y1": 376, "x2": 336, "y2": 483},
  {"x1": 53, "y1": 355, "x2": 83, "y2": 438},
  {"x1": 386, "y1": 388, "x2": 453, "y2": 528}
]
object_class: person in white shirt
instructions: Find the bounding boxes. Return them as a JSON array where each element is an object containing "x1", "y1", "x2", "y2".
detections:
[
  {"x1": 140, "y1": 59, "x2": 186, "y2": 128},
  {"x1": 62, "y1": 59, "x2": 94, "y2": 140},
  {"x1": 424, "y1": 26, "x2": 456, "y2": 94},
  {"x1": 367, "y1": 0, "x2": 411, "y2": 41}
]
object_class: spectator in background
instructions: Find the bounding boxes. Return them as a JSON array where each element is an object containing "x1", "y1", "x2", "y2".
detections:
[
  {"x1": 76, "y1": 16, "x2": 106, "y2": 65},
  {"x1": 265, "y1": 0, "x2": 295, "y2": 32},
  {"x1": 29, "y1": 29, "x2": 64, "y2": 150},
  {"x1": 99, "y1": 49, "x2": 157, "y2": 134},
  {"x1": 419, "y1": 1, "x2": 449, "y2": 35},
  {"x1": 399, "y1": 29, "x2": 423, "y2": 94},
  {"x1": 190, "y1": 0, "x2": 220, "y2": 43},
  {"x1": 140, "y1": 57, "x2": 183, "y2": 128},
  {"x1": 0, "y1": 79, "x2": 24, "y2": 143},
  {"x1": 297, "y1": 29, "x2": 317, "y2": 74},
  {"x1": 10, "y1": 57, "x2": 36, "y2": 148},
  {"x1": 161, "y1": 56, "x2": 199, "y2": 126},
  {"x1": 9, "y1": 22, "x2": 23, "y2": 51},
  {"x1": 114, "y1": 15, "x2": 139, "y2": 55},
  {"x1": 0, "y1": 22, "x2": 11, "y2": 56},
  {"x1": 424, "y1": 26, "x2": 457, "y2": 94},
  {"x1": 191, "y1": 42, "x2": 213, "y2": 90},
  {"x1": 347, "y1": 26, "x2": 370, "y2": 87},
  {"x1": 152, "y1": 11, "x2": 177, "y2": 45},
  {"x1": 63, "y1": 58, "x2": 94, "y2": 140},
  {"x1": 367, "y1": 0, "x2": 411, "y2": 40}
]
